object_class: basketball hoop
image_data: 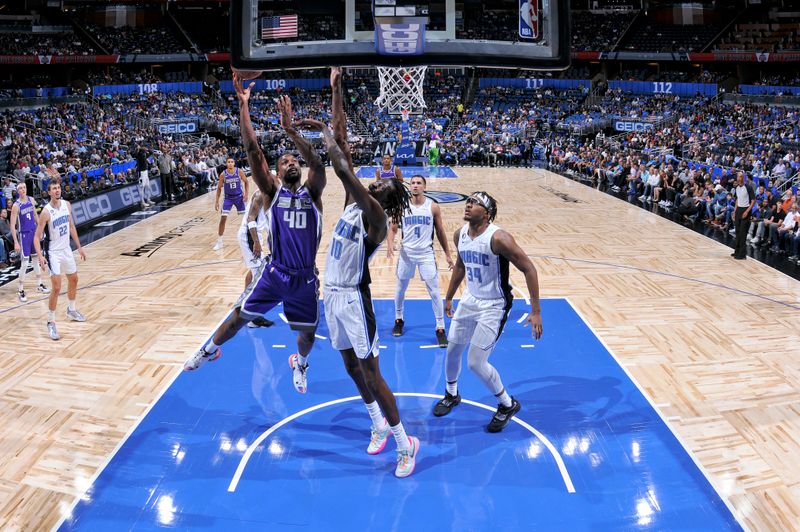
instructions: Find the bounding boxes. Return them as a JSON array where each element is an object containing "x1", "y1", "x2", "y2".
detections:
[{"x1": 374, "y1": 66, "x2": 427, "y2": 114}]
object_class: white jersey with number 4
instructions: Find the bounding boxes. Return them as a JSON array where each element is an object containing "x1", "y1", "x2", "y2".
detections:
[
  {"x1": 400, "y1": 198, "x2": 435, "y2": 260},
  {"x1": 457, "y1": 223, "x2": 511, "y2": 302},
  {"x1": 45, "y1": 200, "x2": 72, "y2": 251}
]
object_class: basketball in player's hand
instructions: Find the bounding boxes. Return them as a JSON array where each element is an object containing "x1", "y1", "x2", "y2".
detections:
[{"x1": 232, "y1": 68, "x2": 262, "y2": 81}]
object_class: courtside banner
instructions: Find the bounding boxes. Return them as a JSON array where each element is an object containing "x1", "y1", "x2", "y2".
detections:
[
  {"x1": 375, "y1": 17, "x2": 427, "y2": 56},
  {"x1": 71, "y1": 178, "x2": 162, "y2": 227}
]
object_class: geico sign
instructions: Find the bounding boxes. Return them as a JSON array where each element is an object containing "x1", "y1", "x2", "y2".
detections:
[
  {"x1": 72, "y1": 194, "x2": 113, "y2": 225},
  {"x1": 378, "y1": 23, "x2": 422, "y2": 54},
  {"x1": 157, "y1": 122, "x2": 197, "y2": 134},
  {"x1": 614, "y1": 121, "x2": 654, "y2": 132}
]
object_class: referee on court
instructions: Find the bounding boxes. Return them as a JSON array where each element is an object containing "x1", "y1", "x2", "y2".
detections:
[{"x1": 732, "y1": 171, "x2": 756, "y2": 260}]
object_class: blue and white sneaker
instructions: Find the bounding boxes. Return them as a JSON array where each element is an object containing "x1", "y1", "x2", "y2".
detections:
[
  {"x1": 183, "y1": 347, "x2": 221, "y2": 371},
  {"x1": 367, "y1": 421, "x2": 390, "y2": 455},
  {"x1": 47, "y1": 321, "x2": 60, "y2": 341},
  {"x1": 395, "y1": 436, "x2": 420, "y2": 478},
  {"x1": 66, "y1": 308, "x2": 86, "y2": 322}
]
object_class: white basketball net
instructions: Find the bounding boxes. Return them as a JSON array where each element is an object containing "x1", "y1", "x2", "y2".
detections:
[{"x1": 374, "y1": 66, "x2": 427, "y2": 114}]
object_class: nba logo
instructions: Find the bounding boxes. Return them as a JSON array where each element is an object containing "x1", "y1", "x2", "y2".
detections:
[{"x1": 519, "y1": 0, "x2": 538, "y2": 39}]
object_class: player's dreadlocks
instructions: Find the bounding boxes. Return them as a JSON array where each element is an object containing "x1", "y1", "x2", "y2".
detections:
[{"x1": 381, "y1": 178, "x2": 411, "y2": 227}]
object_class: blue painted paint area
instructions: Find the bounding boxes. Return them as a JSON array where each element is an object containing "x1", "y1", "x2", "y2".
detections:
[
  {"x1": 356, "y1": 166, "x2": 460, "y2": 179},
  {"x1": 60, "y1": 299, "x2": 740, "y2": 531}
]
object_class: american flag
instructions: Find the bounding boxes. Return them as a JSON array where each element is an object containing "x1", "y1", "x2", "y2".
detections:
[{"x1": 261, "y1": 15, "x2": 298, "y2": 39}]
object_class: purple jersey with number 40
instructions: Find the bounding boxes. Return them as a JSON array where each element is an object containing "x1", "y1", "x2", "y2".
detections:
[{"x1": 267, "y1": 185, "x2": 321, "y2": 270}]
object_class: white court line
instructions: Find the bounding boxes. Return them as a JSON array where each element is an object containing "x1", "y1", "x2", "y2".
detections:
[
  {"x1": 314, "y1": 334, "x2": 327, "y2": 340},
  {"x1": 51, "y1": 365, "x2": 185, "y2": 531},
  {"x1": 419, "y1": 344, "x2": 440, "y2": 349},
  {"x1": 520, "y1": 344, "x2": 535, "y2": 348},
  {"x1": 227, "y1": 392, "x2": 576, "y2": 494},
  {"x1": 516, "y1": 312, "x2": 529, "y2": 324},
  {"x1": 512, "y1": 285, "x2": 531, "y2": 305},
  {"x1": 272, "y1": 344, "x2": 286, "y2": 348},
  {"x1": 52, "y1": 303, "x2": 239, "y2": 531},
  {"x1": 563, "y1": 297, "x2": 746, "y2": 530}
]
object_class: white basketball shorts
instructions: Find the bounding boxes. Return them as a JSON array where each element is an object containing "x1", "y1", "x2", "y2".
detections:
[
  {"x1": 324, "y1": 286, "x2": 380, "y2": 359},
  {"x1": 47, "y1": 247, "x2": 77, "y2": 276},
  {"x1": 447, "y1": 292, "x2": 511, "y2": 350},
  {"x1": 396, "y1": 250, "x2": 437, "y2": 282}
]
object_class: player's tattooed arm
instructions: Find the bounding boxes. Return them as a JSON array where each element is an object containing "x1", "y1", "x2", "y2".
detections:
[
  {"x1": 304, "y1": 120, "x2": 386, "y2": 232},
  {"x1": 233, "y1": 71, "x2": 276, "y2": 199},
  {"x1": 278, "y1": 95, "x2": 326, "y2": 203}
]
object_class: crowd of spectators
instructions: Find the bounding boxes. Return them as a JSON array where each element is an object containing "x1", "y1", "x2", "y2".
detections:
[
  {"x1": 715, "y1": 22, "x2": 800, "y2": 53},
  {"x1": 84, "y1": 23, "x2": 190, "y2": 55},
  {"x1": 457, "y1": 8, "x2": 520, "y2": 41},
  {"x1": 621, "y1": 21, "x2": 724, "y2": 53},
  {"x1": 571, "y1": 10, "x2": 637, "y2": 51},
  {"x1": 85, "y1": 67, "x2": 162, "y2": 87},
  {"x1": 0, "y1": 32, "x2": 95, "y2": 55},
  {"x1": 549, "y1": 139, "x2": 800, "y2": 261},
  {"x1": 1, "y1": 68, "x2": 800, "y2": 273},
  {"x1": 754, "y1": 73, "x2": 800, "y2": 86}
]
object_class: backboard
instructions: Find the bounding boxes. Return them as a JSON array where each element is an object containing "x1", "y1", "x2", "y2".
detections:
[{"x1": 230, "y1": 0, "x2": 569, "y2": 72}]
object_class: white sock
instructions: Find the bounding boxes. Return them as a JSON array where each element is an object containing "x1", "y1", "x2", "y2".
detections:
[
  {"x1": 365, "y1": 401, "x2": 388, "y2": 431},
  {"x1": 296, "y1": 354, "x2": 308, "y2": 367},
  {"x1": 496, "y1": 389, "x2": 512, "y2": 408},
  {"x1": 204, "y1": 340, "x2": 219, "y2": 353},
  {"x1": 394, "y1": 278, "x2": 409, "y2": 320},
  {"x1": 423, "y1": 276, "x2": 445, "y2": 329},
  {"x1": 68, "y1": 300, "x2": 76, "y2": 312},
  {"x1": 19, "y1": 256, "x2": 30, "y2": 288},
  {"x1": 390, "y1": 422, "x2": 410, "y2": 451},
  {"x1": 47, "y1": 310, "x2": 55, "y2": 322},
  {"x1": 32, "y1": 258, "x2": 41, "y2": 279},
  {"x1": 446, "y1": 381, "x2": 458, "y2": 396}
]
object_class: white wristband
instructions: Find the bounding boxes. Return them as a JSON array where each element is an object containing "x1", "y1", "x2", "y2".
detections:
[{"x1": 247, "y1": 221, "x2": 258, "y2": 229}]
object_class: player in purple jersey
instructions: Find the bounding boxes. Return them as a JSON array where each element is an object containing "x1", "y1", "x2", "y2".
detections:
[
  {"x1": 10, "y1": 182, "x2": 50, "y2": 302},
  {"x1": 184, "y1": 73, "x2": 326, "y2": 388},
  {"x1": 375, "y1": 154, "x2": 403, "y2": 181},
  {"x1": 213, "y1": 157, "x2": 250, "y2": 251}
]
